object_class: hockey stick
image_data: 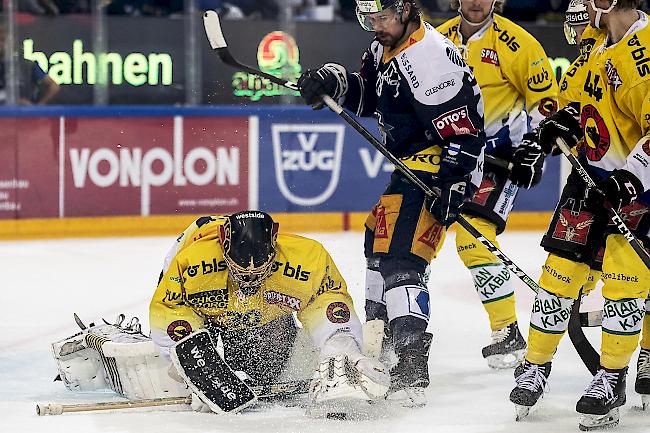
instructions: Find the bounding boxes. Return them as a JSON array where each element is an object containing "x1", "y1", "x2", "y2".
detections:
[
  {"x1": 36, "y1": 379, "x2": 310, "y2": 416},
  {"x1": 203, "y1": 11, "x2": 603, "y2": 319},
  {"x1": 202, "y1": 10, "x2": 605, "y2": 373},
  {"x1": 203, "y1": 11, "x2": 540, "y2": 292},
  {"x1": 555, "y1": 137, "x2": 650, "y2": 268},
  {"x1": 567, "y1": 290, "x2": 600, "y2": 375}
]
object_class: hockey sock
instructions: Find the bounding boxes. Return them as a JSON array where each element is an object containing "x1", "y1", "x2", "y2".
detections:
[
  {"x1": 456, "y1": 215, "x2": 517, "y2": 331},
  {"x1": 470, "y1": 263, "x2": 516, "y2": 331},
  {"x1": 526, "y1": 288, "x2": 573, "y2": 365},
  {"x1": 601, "y1": 298, "x2": 645, "y2": 369},
  {"x1": 641, "y1": 297, "x2": 650, "y2": 350}
]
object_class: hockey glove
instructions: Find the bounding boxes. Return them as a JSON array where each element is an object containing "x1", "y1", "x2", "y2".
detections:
[
  {"x1": 310, "y1": 333, "x2": 389, "y2": 405},
  {"x1": 538, "y1": 106, "x2": 582, "y2": 155},
  {"x1": 509, "y1": 133, "x2": 545, "y2": 189},
  {"x1": 427, "y1": 175, "x2": 469, "y2": 227},
  {"x1": 298, "y1": 63, "x2": 348, "y2": 109},
  {"x1": 590, "y1": 169, "x2": 644, "y2": 211}
]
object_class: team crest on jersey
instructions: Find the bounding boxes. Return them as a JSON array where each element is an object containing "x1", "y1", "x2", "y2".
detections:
[
  {"x1": 326, "y1": 302, "x2": 350, "y2": 324},
  {"x1": 552, "y1": 199, "x2": 594, "y2": 245},
  {"x1": 432, "y1": 106, "x2": 478, "y2": 139},
  {"x1": 580, "y1": 104, "x2": 611, "y2": 161},
  {"x1": 167, "y1": 320, "x2": 192, "y2": 342},
  {"x1": 480, "y1": 48, "x2": 499, "y2": 66},
  {"x1": 612, "y1": 202, "x2": 648, "y2": 231},
  {"x1": 605, "y1": 60, "x2": 623, "y2": 91},
  {"x1": 272, "y1": 124, "x2": 344, "y2": 206},
  {"x1": 473, "y1": 172, "x2": 498, "y2": 206},
  {"x1": 377, "y1": 62, "x2": 401, "y2": 98},
  {"x1": 538, "y1": 97, "x2": 558, "y2": 117}
]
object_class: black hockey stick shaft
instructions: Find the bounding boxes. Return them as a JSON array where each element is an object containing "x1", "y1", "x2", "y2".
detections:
[
  {"x1": 567, "y1": 290, "x2": 600, "y2": 375},
  {"x1": 203, "y1": 12, "x2": 541, "y2": 295},
  {"x1": 555, "y1": 138, "x2": 650, "y2": 268}
]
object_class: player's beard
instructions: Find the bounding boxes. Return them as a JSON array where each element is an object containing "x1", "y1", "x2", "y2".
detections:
[{"x1": 375, "y1": 31, "x2": 400, "y2": 49}]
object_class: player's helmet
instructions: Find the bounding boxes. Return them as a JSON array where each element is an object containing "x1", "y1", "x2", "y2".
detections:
[
  {"x1": 219, "y1": 211, "x2": 279, "y2": 296},
  {"x1": 564, "y1": 0, "x2": 589, "y2": 44},
  {"x1": 355, "y1": 0, "x2": 408, "y2": 31}
]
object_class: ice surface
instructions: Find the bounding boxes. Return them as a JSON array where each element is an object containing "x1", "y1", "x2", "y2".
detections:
[{"x1": 1, "y1": 231, "x2": 647, "y2": 432}]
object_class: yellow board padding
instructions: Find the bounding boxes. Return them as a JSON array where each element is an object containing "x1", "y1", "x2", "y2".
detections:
[{"x1": 0, "y1": 211, "x2": 554, "y2": 240}]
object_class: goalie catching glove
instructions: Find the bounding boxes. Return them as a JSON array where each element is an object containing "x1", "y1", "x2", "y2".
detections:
[
  {"x1": 309, "y1": 332, "x2": 389, "y2": 406},
  {"x1": 298, "y1": 63, "x2": 348, "y2": 109}
]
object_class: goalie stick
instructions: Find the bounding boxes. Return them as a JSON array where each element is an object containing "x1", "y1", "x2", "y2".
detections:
[
  {"x1": 36, "y1": 379, "x2": 310, "y2": 416},
  {"x1": 202, "y1": 11, "x2": 601, "y2": 373}
]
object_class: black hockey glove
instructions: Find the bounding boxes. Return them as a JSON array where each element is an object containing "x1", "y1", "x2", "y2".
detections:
[
  {"x1": 297, "y1": 63, "x2": 348, "y2": 109},
  {"x1": 428, "y1": 175, "x2": 470, "y2": 227},
  {"x1": 588, "y1": 169, "x2": 644, "y2": 211},
  {"x1": 538, "y1": 106, "x2": 582, "y2": 155},
  {"x1": 509, "y1": 133, "x2": 545, "y2": 189}
]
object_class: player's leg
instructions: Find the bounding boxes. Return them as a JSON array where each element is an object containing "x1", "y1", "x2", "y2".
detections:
[
  {"x1": 369, "y1": 172, "x2": 445, "y2": 407},
  {"x1": 455, "y1": 213, "x2": 525, "y2": 369},
  {"x1": 576, "y1": 233, "x2": 650, "y2": 430},
  {"x1": 510, "y1": 171, "x2": 607, "y2": 417}
]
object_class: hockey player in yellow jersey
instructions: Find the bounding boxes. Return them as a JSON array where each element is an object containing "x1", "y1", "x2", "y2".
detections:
[
  {"x1": 437, "y1": 0, "x2": 559, "y2": 369},
  {"x1": 510, "y1": 1, "x2": 650, "y2": 429},
  {"x1": 150, "y1": 211, "x2": 389, "y2": 413}
]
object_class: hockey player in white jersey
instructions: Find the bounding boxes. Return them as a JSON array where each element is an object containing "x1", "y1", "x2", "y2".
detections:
[
  {"x1": 437, "y1": 0, "x2": 559, "y2": 370},
  {"x1": 298, "y1": 0, "x2": 486, "y2": 407}
]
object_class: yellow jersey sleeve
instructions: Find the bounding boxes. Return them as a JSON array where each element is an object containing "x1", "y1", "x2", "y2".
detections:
[
  {"x1": 620, "y1": 80, "x2": 650, "y2": 191},
  {"x1": 497, "y1": 25, "x2": 558, "y2": 127},
  {"x1": 296, "y1": 245, "x2": 362, "y2": 348},
  {"x1": 149, "y1": 253, "x2": 204, "y2": 357}
]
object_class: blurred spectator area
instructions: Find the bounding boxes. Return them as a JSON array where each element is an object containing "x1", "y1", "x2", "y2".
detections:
[{"x1": 5, "y1": 0, "x2": 650, "y2": 21}]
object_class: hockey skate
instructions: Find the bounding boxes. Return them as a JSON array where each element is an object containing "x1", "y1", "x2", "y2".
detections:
[
  {"x1": 509, "y1": 360, "x2": 551, "y2": 421},
  {"x1": 577, "y1": 367, "x2": 627, "y2": 431},
  {"x1": 481, "y1": 322, "x2": 527, "y2": 369},
  {"x1": 386, "y1": 332, "x2": 432, "y2": 408},
  {"x1": 635, "y1": 348, "x2": 650, "y2": 410}
]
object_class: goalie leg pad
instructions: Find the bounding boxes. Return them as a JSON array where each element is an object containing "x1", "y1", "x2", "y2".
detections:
[{"x1": 171, "y1": 329, "x2": 257, "y2": 413}]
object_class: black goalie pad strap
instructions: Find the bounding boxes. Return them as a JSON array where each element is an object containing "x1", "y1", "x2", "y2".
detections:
[{"x1": 171, "y1": 329, "x2": 257, "y2": 413}]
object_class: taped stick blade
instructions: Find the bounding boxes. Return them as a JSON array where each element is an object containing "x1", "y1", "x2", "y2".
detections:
[{"x1": 203, "y1": 10, "x2": 228, "y2": 49}]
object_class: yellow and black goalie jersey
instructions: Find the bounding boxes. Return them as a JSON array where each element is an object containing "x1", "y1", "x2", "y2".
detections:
[
  {"x1": 150, "y1": 216, "x2": 361, "y2": 355},
  {"x1": 569, "y1": 13, "x2": 650, "y2": 205},
  {"x1": 437, "y1": 14, "x2": 558, "y2": 155}
]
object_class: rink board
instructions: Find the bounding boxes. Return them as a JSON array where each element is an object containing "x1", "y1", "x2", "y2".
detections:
[{"x1": 0, "y1": 106, "x2": 559, "y2": 239}]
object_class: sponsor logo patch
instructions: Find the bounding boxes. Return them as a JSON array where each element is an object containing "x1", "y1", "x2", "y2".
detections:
[
  {"x1": 480, "y1": 48, "x2": 499, "y2": 66},
  {"x1": 432, "y1": 106, "x2": 478, "y2": 139},
  {"x1": 167, "y1": 320, "x2": 192, "y2": 341},
  {"x1": 605, "y1": 59, "x2": 623, "y2": 91},
  {"x1": 326, "y1": 302, "x2": 351, "y2": 324},
  {"x1": 263, "y1": 290, "x2": 301, "y2": 310},
  {"x1": 186, "y1": 289, "x2": 228, "y2": 309},
  {"x1": 538, "y1": 97, "x2": 558, "y2": 117}
]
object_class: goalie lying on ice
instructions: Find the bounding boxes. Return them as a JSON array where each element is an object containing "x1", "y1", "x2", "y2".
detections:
[{"x1": 51, "y1": 211, "x2": 389, "y2": 415}]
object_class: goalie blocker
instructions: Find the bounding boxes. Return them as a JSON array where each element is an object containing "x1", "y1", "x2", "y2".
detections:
[{"x1": 170, "y1": 329, "x2": 257, "y2": 413}]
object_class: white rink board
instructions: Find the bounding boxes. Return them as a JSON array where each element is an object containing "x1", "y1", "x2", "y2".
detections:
[{"x1": 1, "y1": 231, "x2": 647, "y2": 433}]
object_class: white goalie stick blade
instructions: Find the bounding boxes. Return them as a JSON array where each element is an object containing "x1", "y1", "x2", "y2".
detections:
[
  {"x1": 170, "y1": 330, "x2": 257, "y2": 414},
  {"x1": 203, "y1": 11, "x2": 228, "y2": 50},
  {"x1": 578, "y1": 408, "x2": 620, "y2": 431}
]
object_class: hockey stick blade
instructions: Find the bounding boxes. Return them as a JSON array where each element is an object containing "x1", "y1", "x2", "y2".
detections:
[{"x1": 203, "y1": 11, "x2": 298, "y2": 91}]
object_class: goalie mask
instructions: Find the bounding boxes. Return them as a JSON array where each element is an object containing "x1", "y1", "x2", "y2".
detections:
[
  {"x1": 219, "y1": 211, "x2": 279, "y2": 296},
  {"x1": 565, "y1": 0, "x2": 590, "y2": 44},
  {"x1": 355, "y1": 0, "x2": 410, "y2": 32}
]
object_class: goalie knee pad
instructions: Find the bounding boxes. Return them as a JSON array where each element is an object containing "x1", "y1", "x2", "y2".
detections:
[{"x1": 52, "y1": 316, "x2": 189, "y2": 400}]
